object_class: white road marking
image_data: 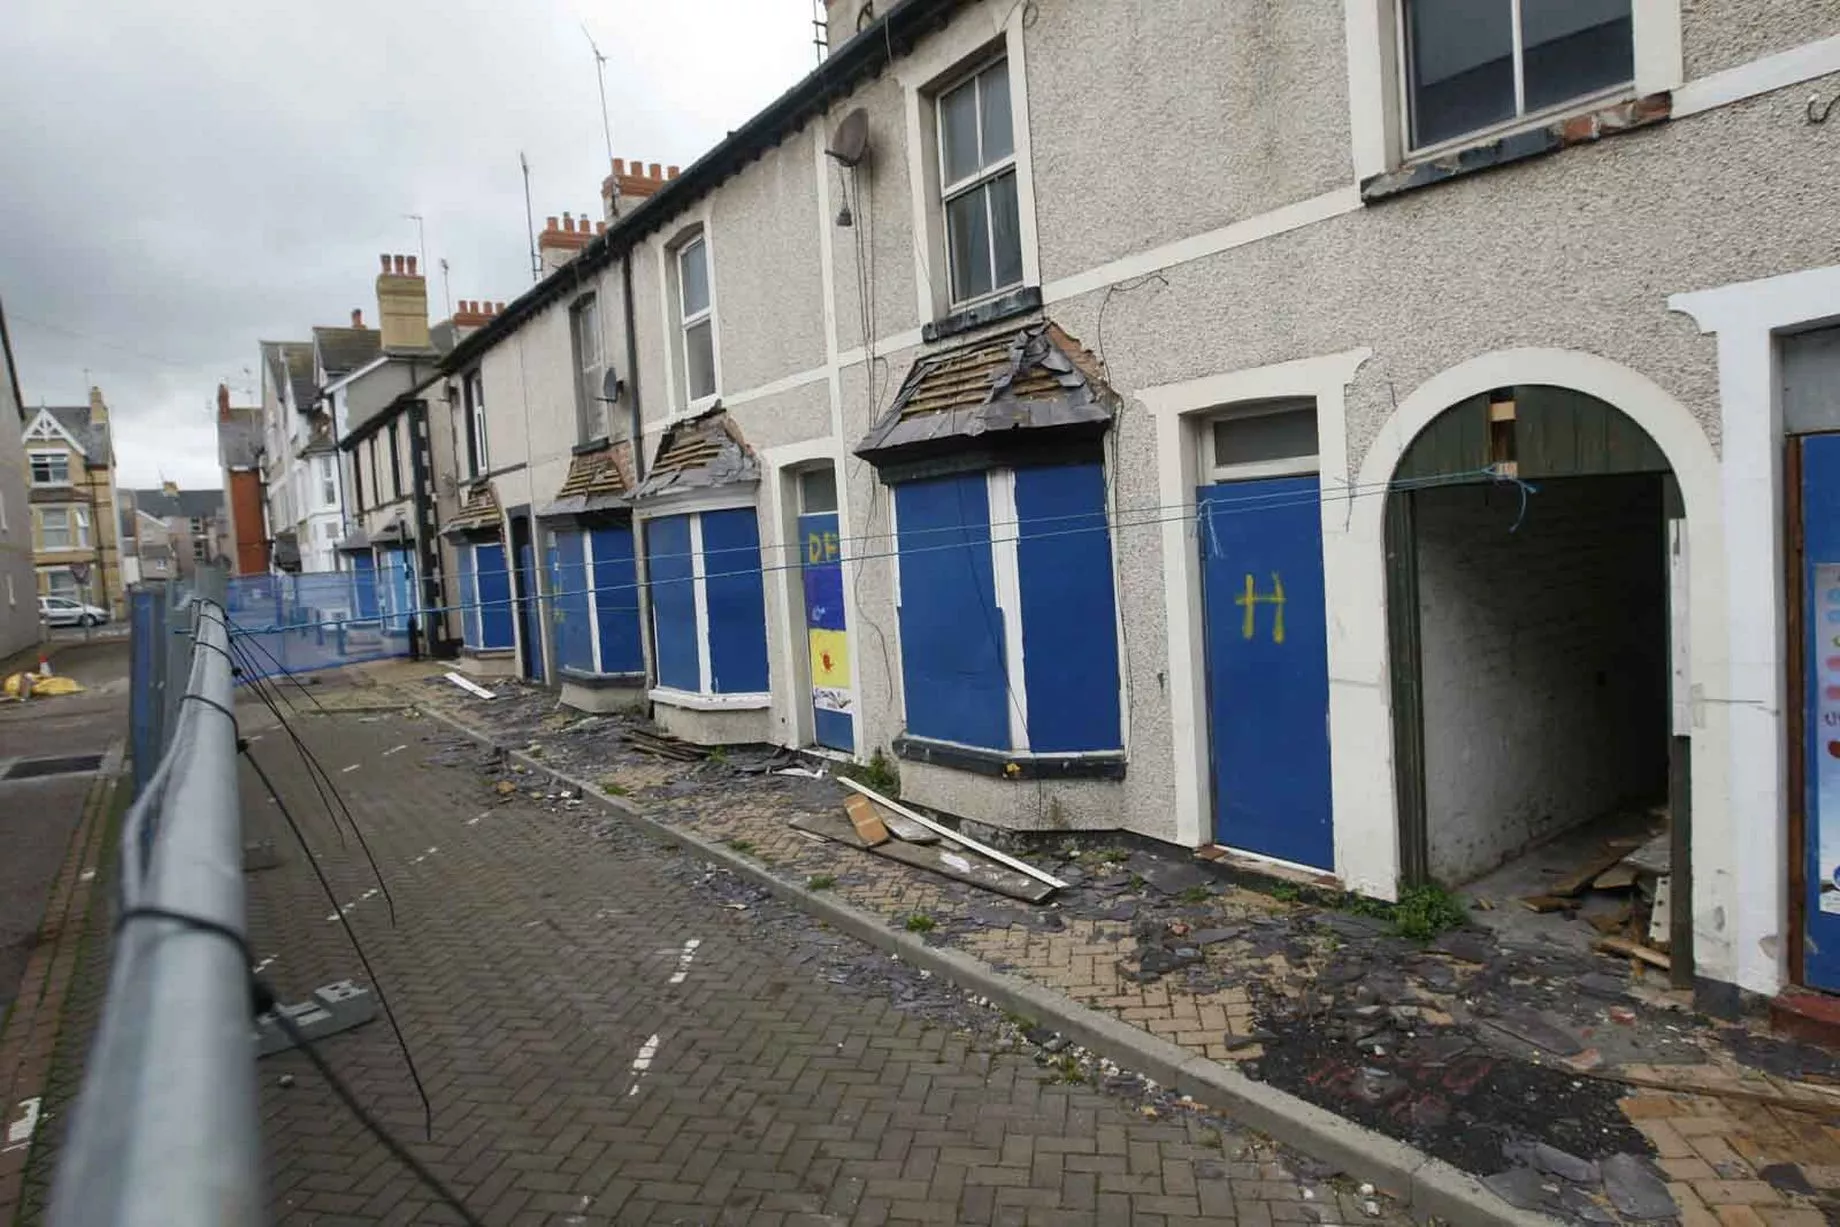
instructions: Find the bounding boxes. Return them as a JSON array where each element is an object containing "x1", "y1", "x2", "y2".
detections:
[
  {"x1": 341, "y1": 764, "x2": 360, "y2": 774},
  {"x1": 382, "y1": 744, "x2": 408, "y2": 757},
  {"x1": 4, "y1": 1097, "x2": 42, "y2": 1153},
  {"x1": 627, "y1": 1033, "x2": 661, "y2": 1096},
  {"x1": 669, "y1": 938, "x2": 702, "y2": 985},
  {"x1": 409, "y1": 845, "x2": 439, "y2": 865}
]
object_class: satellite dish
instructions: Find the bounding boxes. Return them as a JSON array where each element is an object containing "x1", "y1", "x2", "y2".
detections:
[
  {"x1": 827, "y1": 108, "x2": 871, "y2": 167},
  {"x1": 598, "y1": 367, "x2": 625, "y2": 404}
]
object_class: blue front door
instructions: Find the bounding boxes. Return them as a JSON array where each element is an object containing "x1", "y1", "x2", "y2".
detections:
[
  {"x1": 799, "y1": 511, "x2": 854, "y2": 752},
  {"x1": 378, "y1": 548, "x2": 414, "y2": 636},
  {"x1": 1198, "y1": 477, "x2": 1334, "y2": 870},
  {"x1": 350, "y1": 554, "x2": 378, "y2": 620},
  {"x1": 517, "y1": 540, "x2": 544, "y2": 681},
  {"x1": 1801, "y1": 433, "x2": 1840, "y2": 991}
]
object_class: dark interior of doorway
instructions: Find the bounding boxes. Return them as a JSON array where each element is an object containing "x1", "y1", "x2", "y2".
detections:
[{"x1": 1387, "y1": 385, "x2": 1679, "y2": 961}]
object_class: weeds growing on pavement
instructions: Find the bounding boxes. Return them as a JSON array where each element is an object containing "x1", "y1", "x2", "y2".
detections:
[
  {"x1": 905, "y1": 912, "x2": 935, "y2": 933},
  {"x1": 1392, "y1": 883, "x2": 1468, "y2": 940},
  {"x1": 725, "y1": 837, "x2": 754, "y2": 854},
  {"x1": 837, "y1": 748, "x2": 901, "y2": 797},
  {"x1": 807, "y1": 874, "x2": 835, "y2": 891}
]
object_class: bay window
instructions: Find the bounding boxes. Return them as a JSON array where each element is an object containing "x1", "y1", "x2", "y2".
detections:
[
  {"x1": 547, "y1": 524, "x2": 644, "y2": 677},
  {"x1": 893, "y1": 460, "x2": 1122, "y2": 759},
  {"x1": 455, "y1": 541, "x2": 514, "y2": 650},
  {"x1": 647, "y1": 508, "x2": 768, "y2": 700}
]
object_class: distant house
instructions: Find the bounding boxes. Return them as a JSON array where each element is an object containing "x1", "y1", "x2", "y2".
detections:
[
  {"x1": 20, "y1": 386, "x2": 125, "y2": 616},
  {"x1": 124, "y1": 483, "x2": 226, "y2": 581},
  {"x1": 215, "y1": 382, "x2": 267, "y2": 574},
  {"x1": 0, "y1": 295, "x2": 38, "y2": 655}
]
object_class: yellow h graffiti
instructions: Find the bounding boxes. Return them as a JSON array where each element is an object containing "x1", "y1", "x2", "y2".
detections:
[{"x1": 1236, "y1": 572, "x2": 1286, "y2": 643}]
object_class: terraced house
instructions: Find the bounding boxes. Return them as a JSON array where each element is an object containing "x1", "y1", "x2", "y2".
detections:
[
  {"x1": 438, "y1": 0, "x2": 1840, "y2": 1014},
  {"x1": 19, "y1": 386, "x2": 124, "y2": 618}
]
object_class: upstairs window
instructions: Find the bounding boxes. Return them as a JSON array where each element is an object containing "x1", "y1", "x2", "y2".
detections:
[
  {"x1": 318, "y1": 456, "x2": 337, "y2": 506},
  {"x1": 463, "y1": 370, "x2": 489, "y2": 476},
  {"x1": 1403, "y1": 0, "x2": 1633, "y2": 150},
  {"x1": 29, "y1": 451, "x2": 70, "y2": 485},
  {"x1": 938, "y1": 58, "x2": 1021, "y2": 306},
  {"x1": 38, "y1": 505, "x2": 89, "y2": 550},
  {"x1": 388, "y1": 424, "x2": 403, "y2": 500},
  {"x1": 677, "y1": 238, "x2": 717, "y2": 404},
  {"x1": 571, "y1": 294, "x2": 605, "y2": 442}
]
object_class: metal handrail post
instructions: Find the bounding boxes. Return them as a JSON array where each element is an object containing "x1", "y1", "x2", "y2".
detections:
[{"x1": 49, "y1": 571, "x2": 261, "y2": 1226}]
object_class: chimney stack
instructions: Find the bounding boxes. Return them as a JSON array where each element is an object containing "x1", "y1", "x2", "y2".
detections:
[
  {"x1": 217, "y1": 382, "x2": 231, "y2": 422},
  {"x1": 351, "y1": 308, "x2": 366, "y2": 328},
  {"x1": 537, "y1": 212, "x2": 594, "y2": 275},
  {"x1": 375, "y1": 252, "x2": 430, "y2": 351},
  {"x1": 88, "y1": 385, "x2": 108, "y2": 424},
  {"x1": 602, "y1": 158, "x2": 680, "y2": 222},
  {"x1": 453, "y1": 298, "x2": 502, "y2": 332}
]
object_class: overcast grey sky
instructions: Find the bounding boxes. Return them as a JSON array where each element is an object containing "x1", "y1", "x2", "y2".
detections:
[{"x1": 0, "y1": 0, "x2": 817, "y2": 488}]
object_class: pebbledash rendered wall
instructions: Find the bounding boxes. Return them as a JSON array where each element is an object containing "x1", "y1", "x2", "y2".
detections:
[{"x1": 464, "y1": 0, "x2": 1840, "y2": 999}]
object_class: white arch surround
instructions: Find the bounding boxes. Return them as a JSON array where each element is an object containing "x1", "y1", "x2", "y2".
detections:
[{"x1": 1341, "y1": 348, "x2": 1736, "y2": 987}]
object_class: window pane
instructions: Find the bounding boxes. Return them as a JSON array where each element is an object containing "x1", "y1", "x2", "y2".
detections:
[
  {"x1": 1522, "y1": 0, "x2": 1633, "y2": 112},
  {"x1": 679, "y1": 240, "x2": 710, "y2": 318},
  {"x1": 685, "y1": 319, "x2": 717, "y2": 401},
  {"x1": 946, "y1": 185, "x2": 993, "y2": 303},
  {"x1": 1406, "y1": 0, "x2": 1516, "y2": 147},
  {"x1": 988, "y1": 170, "x2": 1023, "y2": 291},
  {"x1": 978, "y1": 62, "x2": 1013, "y2": 165},
  {"x1": 799, "y1": 466, "x2": 838, "y2": 514},
  {"x1": 939, "y1": 76, "x2": 980, "y2": 184},
  {"x1": 1212, "y1": 406, "x2": 1319, "y2": 469},
  {"x1": 574, "y1": 297, "x2": 600, "y2": 368}
]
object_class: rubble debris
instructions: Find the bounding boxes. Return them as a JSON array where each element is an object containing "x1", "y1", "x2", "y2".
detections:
[
  {"x1": 1591, "y1": 863, "x2": 1639, "y2": 891},
  {"x1": 1484, "y1": 1006, "x2": 1586, "y2": 1057},
  {"x1": 1599, "y1": 1153, "x2": 1677, "y2": 1221},
  {"x1": 788, "y1": 810, "x2": 1053, "y2": 903},
  {"x1": 1481, "y1": 1166, "x2": 1553, "y2": 1211},
  {"x1": 840, "y1": 779, "x2": 1066, "y2": 890},
  {"x1": 625, "y1": 729, "x2": 706, "y2": 762},
  {"x1": 1125, "y1": 851, "x2": 1213, "y2": 898},
  {"x1": 1430, "y1": 929, "x2": 1495, "y2": 965},
  {"x1": 1594, "y1": 936, "x2": 1669, "y2": 970},
  {"x1": 442, "y1": 671, "x2": 496, "y2": 699},
  {"x1": 1517, "y1": 895, "x2": 1575, "y2": 913},
  {"x1": 1621, "y1": 832, "x2": 1670, "y2": 877},
  {"x1": 844, "y1": 794, "x2": 890, "y2": 847},
  {"x1": 1550, "y1": 845, "x2": 1635, "y2": 897}
]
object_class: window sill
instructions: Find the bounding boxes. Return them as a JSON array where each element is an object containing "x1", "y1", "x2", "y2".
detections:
[
  {"x1": 649, "y1": 686, "x2": 770, "y2": 712},
  {"x1": 560, "y1": 667, "x2": 644, "y2": 689},
  {"x1": 893, "y1": 735, "x2": 1126, "y2": 781},
  {"x1": 1361, "y1": 93, "x2": 1671, "y2": 204},
  {"x1": 572, "y1": 437, "x2": 612, "y2": 456},
  {"x1": 461, "y1": 645, "x2": 515, "y2": 659},
  {"x1": 923, "y1": 285, "x2": 1042, "y2": 345}
]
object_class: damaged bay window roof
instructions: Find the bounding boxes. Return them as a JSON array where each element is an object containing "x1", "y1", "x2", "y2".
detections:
[
  {"x1": 443, "y1": 482, "x2": 504, "y2": 539},
  {"x1": 539, "y1": 445, "x2": 635, "y2": 519},
  {"x1": 854, "y1": 322, "x2": 1115, "y2": 474},
  {"x1": 630, "y1": 408, "x2": 759, "y2": 502}
]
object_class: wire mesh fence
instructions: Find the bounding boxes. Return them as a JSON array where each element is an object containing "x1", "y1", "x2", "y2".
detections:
[{"x1": 223, "y1": 570, "x2": 414, "y2": 681}]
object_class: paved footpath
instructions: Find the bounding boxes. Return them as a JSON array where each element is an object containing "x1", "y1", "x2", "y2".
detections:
[{"x1": 200, "y1": 701, "x2": 1410, "y2": 1225}]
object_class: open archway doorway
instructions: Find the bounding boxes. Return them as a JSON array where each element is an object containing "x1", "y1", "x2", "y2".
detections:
[{"x1": 1384, "y1": 384, "x2": 1685, "y2": 958}]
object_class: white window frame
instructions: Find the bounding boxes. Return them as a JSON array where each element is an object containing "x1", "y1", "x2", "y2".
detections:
[
  {"x1": 28, "y1": 450, "x2": 70, "y2": 486},
  {"x1": 676, "y1": 236, "x2": 719, "y2": 408},
  {"x1": 1343, "y1": 0, "x2": 1682, "y2": 179},
  {"x1": 1201, "y1": 401, "x2": 1322, "y2": 483},
  {"x1": 45, "y1": 569, "x2": 80, "y2": 600},
  {"x1": 642, "y1": 501, "x2": 769, "y2": 711},
  {"x1": 318, "y1": 456, "x2": 337, "y2": 506},
  {"x1": 935, "y1": 56, "x2": 1022, "y2": 308},
  {"x1": 38, "y1": 505, "x2": 86, "y2": 550},
  {"x1": 571, "y1": 293, "x2": 605, "y2": 443},
  {"x1": 1394, "y1": 0, "x2": 1635, "y2": 158}
]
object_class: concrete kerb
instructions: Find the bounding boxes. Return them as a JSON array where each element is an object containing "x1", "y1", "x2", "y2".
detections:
[{"x1": 416, "y1": 704, "x2": 1554, "y2": 1227}]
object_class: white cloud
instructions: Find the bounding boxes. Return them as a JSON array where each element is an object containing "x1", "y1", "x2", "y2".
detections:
[{"x1": 0, "y1": 0, "x2": 817, "y2": 487}]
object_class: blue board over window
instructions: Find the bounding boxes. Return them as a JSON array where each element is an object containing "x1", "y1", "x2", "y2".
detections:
[
  {"x1": 700, "y1": 508, "x2": 770, "y2": 694},
  {"x1": 1015, "y1": 462, "x2": 1122, "y2": 752},
  {"x1": 549, "y1": 529, "x2": 594, "y2": 673},
  {"x1": 590, "y1": 525, "x2": 643, "y2": 675},
  {"x1": 455, "y1": 547, "x2": 480, "y2": 646},
  {"x1": 893, "y1": 474, "x2": 1008, "y2": 750},
  {"x1": 647, "y1": 515, "x2": 699, "y2": 691},
  {"x1": 474, "y1": 542, "x2": 514, "y2": 649},
  {"x1": 350, "y1": 553, "x2": 379, "y2": 622}
]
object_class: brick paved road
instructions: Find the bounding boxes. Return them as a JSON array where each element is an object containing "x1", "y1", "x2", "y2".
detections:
[{"x1": 231, "y1": 701, "x2": 1403, "y2": 1226}]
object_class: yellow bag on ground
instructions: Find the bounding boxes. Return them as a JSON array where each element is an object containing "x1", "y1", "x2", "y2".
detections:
[{"x1": 2, "y1": 672, "x2": 85, "y2": 699}]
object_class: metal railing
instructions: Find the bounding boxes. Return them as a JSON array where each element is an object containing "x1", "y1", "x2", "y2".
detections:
[{"x1": 51, "y1": 566, "x2": 262, "y2": 1226}]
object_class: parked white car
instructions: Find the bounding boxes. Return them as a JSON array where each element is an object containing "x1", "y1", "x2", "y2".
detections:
[{"x1": 38, "y1": 595, "x2": 109, "y2": 627}]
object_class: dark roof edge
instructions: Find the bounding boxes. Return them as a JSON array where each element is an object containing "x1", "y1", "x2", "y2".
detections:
[
  {"x1": 440, "y1": 0, "x2": 964, "y2": 374},
  {"x1": 0, "y1": 294, "x2": 25, "y2": 424}
]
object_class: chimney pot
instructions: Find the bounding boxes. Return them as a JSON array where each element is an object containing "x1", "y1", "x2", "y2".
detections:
[
  {"x1": 352, "y1": 308, "x2": 365, "y2": 328},
  {"x1": 545, "y1": 215, "x2": 559, "y2": 231},
  {"x1": 613, "y1": 158, "x2": 624, "y2": 174},
  {"x1": 380, "y1": 253, "x2": 392, "y2": 272},
  {"x1": 407, "y1": 255, "x2": 417, "y2": 275},
  {"x1": 649, "y1": 162, "x2": 662, "y2": 179},
  {"x1": 495, "y1": 302, "x2": 506, "y2": 312},
  {"x1": 393, "y1": 254, "x2": 406, "y2": 274},
  {"x1": 596, "y1": 221, "x2": 607, "y2": 234},
  {"x1": 667, "y1": 165, "x2": 680, "y2": 178}
]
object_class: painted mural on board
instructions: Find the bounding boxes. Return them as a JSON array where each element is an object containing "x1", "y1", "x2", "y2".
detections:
[{"x1": 1819, "y1": 563, "x2": 1840, "y2": 914}]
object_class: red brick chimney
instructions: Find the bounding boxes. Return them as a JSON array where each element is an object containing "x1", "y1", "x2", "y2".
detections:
[
  {"x1": 602, "y1": 159, "x2": 680, "y2": 221},
  {"x1": 538, "y1": 212, "x2": 600, "y2": 275},
  {"x1": 217, "y1": 382, "x2": 232, "y2": 422},
  {"x1": 452, "y1": 298, "x2": 508, "y2": 332}
]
